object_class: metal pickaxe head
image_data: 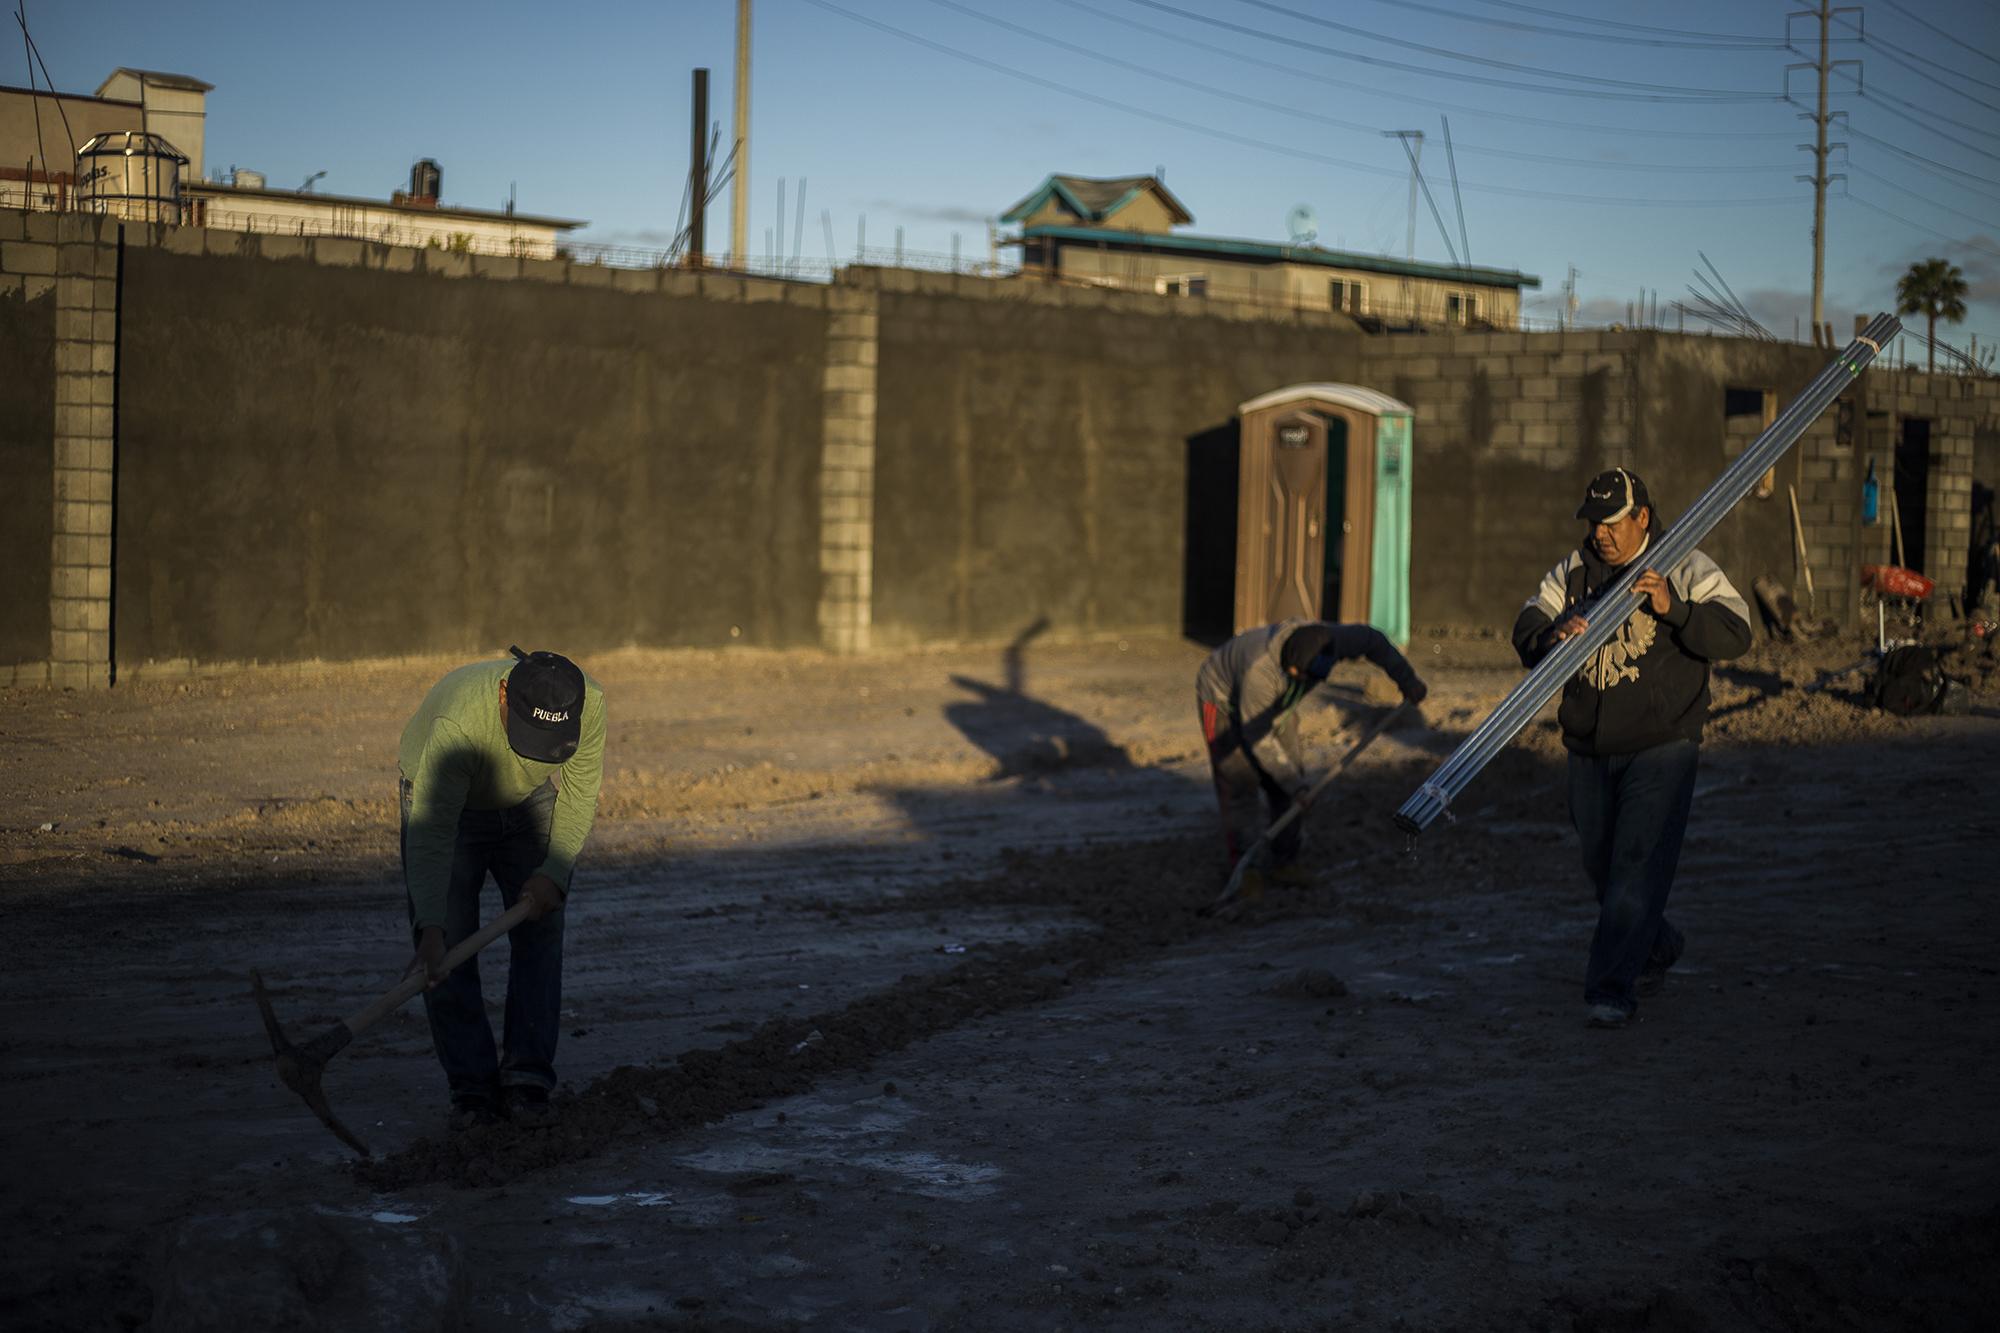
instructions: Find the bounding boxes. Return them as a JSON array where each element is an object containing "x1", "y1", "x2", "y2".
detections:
[{"x1": 252, "y1": 970, "x2": 371, "y2": 1157}]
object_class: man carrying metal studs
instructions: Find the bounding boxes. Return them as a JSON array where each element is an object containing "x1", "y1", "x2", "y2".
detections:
[{"x1": 1512, "y1": 468, "x2": 1751, "y2": 1029}]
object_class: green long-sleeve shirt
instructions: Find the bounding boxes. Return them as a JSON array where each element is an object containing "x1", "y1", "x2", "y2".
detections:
[{"x1": 398, "y1": 658, "x2": 607, "y2": 930}]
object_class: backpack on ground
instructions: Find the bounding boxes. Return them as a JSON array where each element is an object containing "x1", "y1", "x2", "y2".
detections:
[{"x1": 1871, "y1": 645, "x2": 1946, "y2": 716}]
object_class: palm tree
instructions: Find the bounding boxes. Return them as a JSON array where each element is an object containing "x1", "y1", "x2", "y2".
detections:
[{"x1": 1895, "y1": 258, "x2": 1969, "y2": 373}]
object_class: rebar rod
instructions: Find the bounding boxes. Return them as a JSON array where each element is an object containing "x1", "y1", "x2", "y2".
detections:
[{"x1": 1394, "y1": 312, "x2": 1900, "y2": 835}]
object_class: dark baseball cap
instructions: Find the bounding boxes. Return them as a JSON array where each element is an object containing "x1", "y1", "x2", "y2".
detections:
[
  {"x1": 504, "y1": 645, "x2": 585, "y2": 763},
  {"x1": 1576, "y1": 467, "x2": 1650, "y2": 524}
]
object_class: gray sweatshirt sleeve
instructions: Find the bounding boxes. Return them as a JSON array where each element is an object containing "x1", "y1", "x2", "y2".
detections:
[{"x1": 1660, "y1": 550, "x2": 1753, "y2": 662}]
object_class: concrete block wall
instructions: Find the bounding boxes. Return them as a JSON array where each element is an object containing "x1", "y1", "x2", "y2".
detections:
[
  {"x1": 0, "y1": 210, "x2": 58, "y2": 682},
  {"x1": 1876, "y1": 370, "x2": 2000, "y2": 608},
  {"x1": 818, "y1": 286, "x2": 878, "y2": 653},
  {"x1": 49, "y1": 215, "x2": 120, "y2": 688}
]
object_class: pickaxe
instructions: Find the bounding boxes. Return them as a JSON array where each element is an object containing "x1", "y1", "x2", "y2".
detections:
[
  {"x1": 253, "y1": 899, "x2": 534, "y2": 1156},
  {"x1": 1200, "y1": 703, "x2": 1412, "y2": 919}
]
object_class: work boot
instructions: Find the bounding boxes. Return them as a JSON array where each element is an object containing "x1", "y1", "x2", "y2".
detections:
[
  {"x1": 447, "y1": 1093, "x2": 501, "y2": 1132},
  {"x1": 1585, "y1": 1002, "x2": 1633, "y2": 1030},
  {"x1": 501, "y1": 1084, "x2": 556, "y2": 1127}
]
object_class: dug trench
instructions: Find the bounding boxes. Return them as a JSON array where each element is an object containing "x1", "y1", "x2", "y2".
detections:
[{"x1": 355, "y1": 749, "x2": 1453, "y2": 1192}]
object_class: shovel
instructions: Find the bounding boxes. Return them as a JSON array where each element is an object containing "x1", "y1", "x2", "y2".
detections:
[
  {"x1": 253, "y1": 899, "x2": 534, "y2": 1156},
  {"x1": 1200, "y1": 703, "x2": 1411, "y2": 918}
]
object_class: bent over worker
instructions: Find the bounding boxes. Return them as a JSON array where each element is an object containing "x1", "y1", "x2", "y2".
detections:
[
  {"x1": 399, "y1": 646, "x2": 606, "y2": 1129},
  {"x1": 1195, "y1": 620, "x2": 1426, "y2": 891},
  {"x1": 1512, "y1": 468, "x2": 1750, "y2": 1030}
]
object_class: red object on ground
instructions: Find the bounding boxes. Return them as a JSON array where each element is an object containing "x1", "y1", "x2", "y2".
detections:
[{"x1": 1861, "y1": 564, "x2": 1936, "y2": 599}]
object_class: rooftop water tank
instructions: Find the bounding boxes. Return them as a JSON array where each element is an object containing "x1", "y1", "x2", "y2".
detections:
[
  {"x1": 410, "y1": 158, "x2": 441, "y2": 200},
  {"x1": 75, "y1": 131, "x2": 188, "y2": 224}
]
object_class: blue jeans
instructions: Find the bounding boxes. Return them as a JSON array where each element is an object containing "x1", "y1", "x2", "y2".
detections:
[
  {"x1": 1566, "y1": 740, "x2": 1699, "y2": 1015},
  {"x1": 399, "y1": 779, "x2": 564, "y2": 1100}
]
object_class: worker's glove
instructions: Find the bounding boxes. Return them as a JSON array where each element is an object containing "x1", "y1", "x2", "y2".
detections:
[{"x1": 1402, "y1": 678, "x2": 1429, "y2": 706}]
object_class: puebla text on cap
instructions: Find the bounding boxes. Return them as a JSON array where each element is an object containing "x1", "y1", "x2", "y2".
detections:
[{"x1": 505, "y1": 645, "x2": 584, "y2": 763}]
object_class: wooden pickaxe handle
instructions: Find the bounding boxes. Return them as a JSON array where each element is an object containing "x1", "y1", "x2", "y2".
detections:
[{"x1": 339, "y1": 898, "x2": 536, "y2": 1040}]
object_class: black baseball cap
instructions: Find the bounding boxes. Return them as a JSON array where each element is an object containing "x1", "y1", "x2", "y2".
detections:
[
  {"x1": 1576, "y1": 467, "x2": 1650, "y2": 524},
  {"x1": 504, "y1": 645, "x2": 585, "y2": 763}
]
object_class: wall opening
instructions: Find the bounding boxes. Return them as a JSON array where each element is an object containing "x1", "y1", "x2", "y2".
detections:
[
  {"x1": 1181, "y1": 421, "x2": 1239, "y2": 645},
  {"x1": 1895, "y1": 417, "x2": 1932, "y2": 573},
  {"x1": 1724, "y1": 386, "x2": 1777, "y2": 499}
]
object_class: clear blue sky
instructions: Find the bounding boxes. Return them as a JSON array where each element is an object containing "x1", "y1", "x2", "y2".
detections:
[{"x1": 27, "y1": 0, "x2": 2000, "y2": 358}]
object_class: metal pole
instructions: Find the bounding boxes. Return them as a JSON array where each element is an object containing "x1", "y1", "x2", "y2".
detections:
[
  {"x1": 730, "y1": 0, "x2": 751, "y2": 269},
  {"x1": 1394, "y1": 313, "x2": 1903, "y2": 835},
  {"x1": 1811, "y1": 0, "x2": 1829, "y2": 335},
  {"x1": 688, "y1": 68, "x2": 709, "y2": 267}
]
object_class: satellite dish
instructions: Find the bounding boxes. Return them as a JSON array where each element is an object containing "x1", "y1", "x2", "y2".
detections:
[{"x1": 1286, "y1": 204, "x2": 1318, "y2": 245}]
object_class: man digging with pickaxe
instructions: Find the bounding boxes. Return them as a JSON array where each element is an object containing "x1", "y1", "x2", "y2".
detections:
[
  {"x1": 256, "y1": 646, "x2": 606, "y2": 1151},
  {"x1": 1196, "y1": 621, "x2": 1426, "y2": 901}
]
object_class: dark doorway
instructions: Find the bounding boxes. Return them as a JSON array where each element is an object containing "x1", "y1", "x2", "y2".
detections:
[
  {"x1": 1182, "y1": 422, "x2": 1239, "y2": 645},
  {"x1": 1895, "y1": 418, "x2": 1931, "y2": 573},
  {"x1": 1322, "y1": 415, "x2": 1350, "y2": 619}
]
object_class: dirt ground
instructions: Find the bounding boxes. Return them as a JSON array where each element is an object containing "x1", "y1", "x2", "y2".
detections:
[{"x1": 2, "y1": 629, "x2": 1997, "y2": 1331}]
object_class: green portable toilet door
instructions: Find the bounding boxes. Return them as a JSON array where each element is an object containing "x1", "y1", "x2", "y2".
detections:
[{"x1": 1368, "y1": 413, "x2": 1412, "y2": 647}]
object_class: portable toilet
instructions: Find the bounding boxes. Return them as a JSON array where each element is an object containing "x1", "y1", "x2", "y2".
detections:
[{"x1": 1232, "y1": 384, "x2": 1413, "y2": 644}]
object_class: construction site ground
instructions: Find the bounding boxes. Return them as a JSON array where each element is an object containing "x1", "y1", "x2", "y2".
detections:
[{"x1": 2, "y1": 631, "x2": 1996, "y2": 1331}]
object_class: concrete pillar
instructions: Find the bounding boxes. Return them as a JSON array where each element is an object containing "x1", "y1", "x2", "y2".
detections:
[
  {"x1": 50, "y1": 214, "x2": 119, "y2": 688},
  {"x1": 818, "y1": 285, "x2": 878, "y2": 653}
]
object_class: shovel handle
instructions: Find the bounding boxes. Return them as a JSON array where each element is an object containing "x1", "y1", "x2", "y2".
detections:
[{"x1": 340, "y1": 898, "x2": 537, "y2": 1039}]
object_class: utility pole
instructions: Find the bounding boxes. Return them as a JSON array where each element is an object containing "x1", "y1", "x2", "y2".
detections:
[
  {"x1": 688, "y1": 68, "x2": 709, "y2": 267},
  {"x1": 730, "y1": 0, "x2": 751, "y2": 270},
  {"x1": 1791, "y1": 1, "x2": 1855, "y2": 341}
]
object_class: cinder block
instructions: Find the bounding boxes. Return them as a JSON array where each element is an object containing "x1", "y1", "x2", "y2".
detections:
[
  {"x1": 515, "y1": 257, "x2": 566, "y2": 285},
  {"x1": 821, "y1": 545, "x2": 871, "y2": 574},
  {"x1": 0, "y1": 209, "x2": 22, "y2": 242},
  {"x1": 86, "y1": 535, "x2": 111, "y2": 565},
  {"x1": 51, "y1": 568, "x2": 88, "y2": 599},
  {"x1": 823, "y1": 364, "x2": 875, "y2": 393},
  {"x1": 90, "y1": 311, "x2": 116, "y2": 342},
  {"x1": 5, "y1": 662, "x2": 49, "y2": 686},
  {"x1": 53, "y1": 597, "x2": 89, "y2": 631},
  {"x1": 203, "y1": 228, "x2": 244, "y2": 257},
  {"x1": 52, "y1": 629, "x2": 87, "y2": 662},
  {"x1": 260, "y1": 234, "x2": 308, "y2": 261},
  {"x1": 822, "y1": 443, "x2": 875, "y2": 471},
  {"x1": 743, "y1": 279, "x2": 786, "y2": 303},
  {"x1": 24, "y1": 212, "x2": 59, "y2": 243},
  {"x1": 380, "y1": 245, "x2": 418, "y2": 273},
  {"x1": 821, "y1": 494, "x2": 873, "y2": 522},
  {"x1": 88, "y1": 375, "x2": 114, "y2": 406},
  {"x1": 819, "y1": 467, "x2": 872, "y2": 497},
  {"x1": 306, "y1": 237, "x2": 361, "y2": 268},
  {"x1": 611, "y1": 267, "x2": 659, "y2": 294},
  {"x1": 825, "y1": 390, "x2": 877, "y2": 419},
  {"x1": 55, "y1": 501, "x2": 91, "y2": 536},
  {"x1": 1522, "y1": 378, "x2": 1560, "y2": 401},
  {"x1": 90, "y1": 343, "x2": 115, "y2": 375},
  {"x1": 1509, "y1": 399, "x2": 1551, "y2": 424},
  {"x1": 471, "y1": 253, "x2": 520, "y2": 280},
  {"x1": 0, "y1": 273, "x2": 19, "y2": 299},
  {"x1": 829, "y1": 312, "x2": 878, "y2": 341},
  {"x1": 85, "y1": 629, "x2": 108, "y2": 659},
  {"x1": 1522, "y1": 422, "x2": 1559, "y2": 447},
  {"x1": 425, "y1": 250, "x2": 472, "y2": 279},
  {"x1": 57, "y1": 244, "x2": 99, "y2": 277},
  {"x1": 84, "y1": 503, "x2": 112, "y2": 536}
]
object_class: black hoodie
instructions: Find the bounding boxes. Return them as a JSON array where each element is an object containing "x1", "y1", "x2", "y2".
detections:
[{"x1": 1510, "y1": 521, "x2": 1753, "y2": 757}]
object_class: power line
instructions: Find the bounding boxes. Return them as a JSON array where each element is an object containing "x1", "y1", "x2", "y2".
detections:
[
  {"x1": 1794, "y1": 87, "x2": 2000, "y2": 170},
  {"x1": 1846, "y1": 192, "x2": 2000, "y2": 259},
  {"x1": 1846, "y1": 124, "x2": 2000, "y2": 197},
  {"x1": 1342, "y1": 0, "x2": 1782, "y2": 48},
  {"x1": 1839, "y1": 75, "x2": 2000, "y2": 146},
  {"x1": 1829, "y1": 15, "x2": 2000, "y2": 108},
  {"x1": 929, "y1": 0, "x2": 1798, "y2": 174},
  {"x1": 1047, "y1": 0, "x2": 1799, "y2": 138},
  {"x1": 1453, "y1": 0, "x2": 1780, "y2": 43},
  {"x1": 1848, "y1": 162, "x2": 2000, "y2": 232},
  {"x1": 1881, "y1": 0, "x2": 2000, "y2": 71},
  {"x1": 804, "y1": 0, "x2": 1803, "y2": 211},
  {"x1": 1114, "y1": 0, "x2": 1782, "y2": 101}
]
